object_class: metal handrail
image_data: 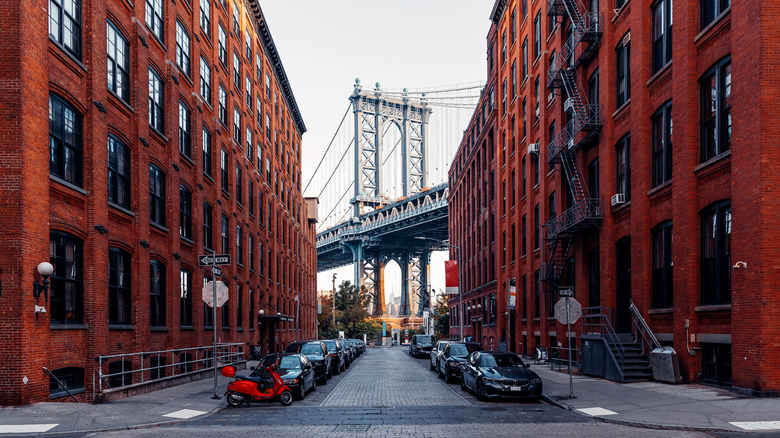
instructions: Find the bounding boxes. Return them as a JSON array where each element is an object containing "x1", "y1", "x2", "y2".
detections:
[
  {"x1": 582, "y1": 307, "x2": 624, "y2": 375},
  {"x1": 95, "y1": 343, "x2": 245, "y2": 393},
  {"x1": 43, "y1": 367, "x2": 80, "y2": 403},
  {"x1": 629, "y1": 300, "x2": 661, "y2": 356}
]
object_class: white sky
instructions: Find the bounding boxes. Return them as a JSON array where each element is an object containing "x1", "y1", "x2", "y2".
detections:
[{"x1": 260, "y1": 1, "x2": 495, "y2": 301}]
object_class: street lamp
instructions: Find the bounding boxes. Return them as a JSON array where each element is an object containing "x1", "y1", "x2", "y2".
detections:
[
  {"x1": 294, "y1": 295, "x2": 300, "y2": 342},
  {"x1": 414, "y1": 236, "x2": 462, "y2": 341}
]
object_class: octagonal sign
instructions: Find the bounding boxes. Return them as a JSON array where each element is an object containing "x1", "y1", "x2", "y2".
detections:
[
  {"x1": 555, "y1": 297, "x2": 582, "y2": 325},
  {"x1": 202, "y1": 280, "x2": 229, "y2": 307}
]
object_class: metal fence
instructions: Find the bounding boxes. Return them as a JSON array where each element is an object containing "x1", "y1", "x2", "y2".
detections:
[{"x1": 93, "y1": 343, "x2": 245, "y2": 396}]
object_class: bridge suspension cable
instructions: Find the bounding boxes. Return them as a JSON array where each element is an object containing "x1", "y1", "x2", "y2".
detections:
[{"x1": 303, "y1": 103, "x2": 352, "y2": 194}]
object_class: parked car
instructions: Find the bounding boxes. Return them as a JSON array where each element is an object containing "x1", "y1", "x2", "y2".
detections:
[
  {"x1": 257, "y1": 353, "x2": 316, "y2": 400},
  {"x1": 323, "y1": 339, "x2": 347, "y2": 374},
  {"x1": 285, "y1": 340, "x2": 332, "y2": 384},
  {"x1": 348, "y1": 339, "x2": 362, "y2": 356},
  {"x1": 460, "y1": 351, "x2": 543, "y2": 401},
  {"x1": 340, "y1": 338, "x2": 356, "y2": 362},
  {"x1": 430, "y1": 340, "x2": 451, "y2": 371},
  {"x1": 438, "y1": 342, "x2": 483, "y2": 383},
  {"x1": 355, "y1": 339, "x2": 366, "y2": 353},
  {"x1": 409, "y1": 334, "x2": 437, "y2": 358}
]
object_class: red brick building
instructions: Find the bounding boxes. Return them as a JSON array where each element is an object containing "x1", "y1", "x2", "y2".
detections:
[
  {"x1": 0, "y1": 0, "x2": 317, "y2": 405},
  {"x1": 449, "y1": 0, "x2": 780, "y2": 395}
]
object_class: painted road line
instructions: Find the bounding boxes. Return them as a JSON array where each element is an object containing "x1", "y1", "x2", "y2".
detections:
[
  {"x1": 576, "y1": 407, "x2": 618, "y2": 416},
  {"x1": 730, "y1": 421, "x2": 780, "y2": 431},
  {"x1": 0, "y1": 424, "x2": 58, "y2": 434},
  {"x1": 163, "y1": 409, "x2": 207, "y2": 419}
]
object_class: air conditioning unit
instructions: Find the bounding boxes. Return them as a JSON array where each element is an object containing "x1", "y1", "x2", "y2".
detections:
[
  {"x1": 563, "y1": 98, "x2": 574, "y2": 112},
  {"x1": 611, "y1": 193, "x2": 626, "y2": 206},
  {"x1": 528, "y1": 142, "x2": 539, "y2": 155},
  {"x1": 548, "y1": 92, "x2": 555, "y2": 103}
]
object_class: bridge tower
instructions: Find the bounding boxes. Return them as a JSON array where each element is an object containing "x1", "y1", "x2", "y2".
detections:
[{"x1": 345, "y1": 79, "x2": 433, "y2": 316}]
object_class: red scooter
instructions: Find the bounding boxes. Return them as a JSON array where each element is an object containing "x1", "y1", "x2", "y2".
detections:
[{"x1": 221, "y1": 364, "x2": 293, "y2": 406}]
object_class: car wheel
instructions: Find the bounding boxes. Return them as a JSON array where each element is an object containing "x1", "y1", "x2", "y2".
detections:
[
  {"x1": 298, "y1": 385, "x2": 306, "y2": 400},
  {"x1": 345, "y1": 359, "x2": 350, "y2": 369},
  {"x1": 430, "y1": 359, "x2": 435, "y2": 370},
  {"x1": 280, "y1": 390, "x2": 293, "y2": 406},
  {"x1": 444, "y1": 366, "x2": 451, "y2": 384},
  {"x1": 333, "y1": 362, "x2": 341, "y2": 375},
  {"x1": 477, "y1": 381, "x2": 486, "y2": 401},
  {"x1": 318, "y1": 374, "x2": 327, "y2": 385},
  {"x1": 327, "y1": 365, "x2": 333, "y2": 379},
  {"x1": 460, "y1": 375, "x2": 467, "y2": 392},
  {"x1": 226, "y1": 391, "x2": 244, "y2": 407}
]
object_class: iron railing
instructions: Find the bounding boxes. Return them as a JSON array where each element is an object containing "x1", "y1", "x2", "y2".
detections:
[
  {"x1": 582, "y1": 306, "x2": 624, "y2": 376},
  {"x1": 629, "y1": 300, "x2": 661, "y2": 357},
  {"x1": 544, "y1": 198, "x2": 602, "y2": 239}
]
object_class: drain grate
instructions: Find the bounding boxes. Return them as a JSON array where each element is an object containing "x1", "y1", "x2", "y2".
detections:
[{"x1": 333, "y1": 425, "x2": 371, "y2": 433}]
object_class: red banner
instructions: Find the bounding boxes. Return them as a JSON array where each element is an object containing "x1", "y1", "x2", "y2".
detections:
[{"x1": 445, "y1": 260, "x2": 458, "y2": 295}]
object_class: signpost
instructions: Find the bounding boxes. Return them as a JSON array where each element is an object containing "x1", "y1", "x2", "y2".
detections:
[
  {"x1": 199, "y1": 252, "x2": 231, "y2": 399},
  {"x1": 554, "y1": 287, "x2": 581, "y2": 399}
]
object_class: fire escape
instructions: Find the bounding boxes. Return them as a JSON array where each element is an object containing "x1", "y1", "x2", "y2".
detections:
[{"x1": 541, "y1": 0, "x2": 603, "y2": 288}]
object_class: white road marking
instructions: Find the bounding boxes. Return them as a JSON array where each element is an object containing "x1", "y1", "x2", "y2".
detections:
[
  {"x1": 576, "y1": 407, "x2": 618, "y2": 416},
  {"x1": 163, "y1": 409, "x2": 207, "y2": 419},
  {"x1": 0, "y1": 424, "x2": 58, "y2": 433},
  {"x1": 730, "y1": 421, "x2": 780, "y2": 431}
]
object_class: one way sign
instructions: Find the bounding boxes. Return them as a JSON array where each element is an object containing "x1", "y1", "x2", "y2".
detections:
[{"x1": 198, "y1": 254, "x2": 231, "y2": 266}]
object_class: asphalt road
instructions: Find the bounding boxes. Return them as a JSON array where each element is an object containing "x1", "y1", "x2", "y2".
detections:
[{"x1": 84, "y1": 347, "x2": 719, "y2": 437}]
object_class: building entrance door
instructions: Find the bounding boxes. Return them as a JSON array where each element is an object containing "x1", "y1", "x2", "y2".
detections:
[{"x1": 615, "y1": 237, "x2": 632, "y2": 333}]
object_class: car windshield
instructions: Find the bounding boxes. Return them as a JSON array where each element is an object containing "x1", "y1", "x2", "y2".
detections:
[
  {"x1": 449, "y1": 344, "x2": 469, "y2": 356},
  {"x1": 278, "y1": 356, "x2": 301, "y2": 369},
  {"x1": 416, "y1": 335, "x2": 434, "y2": 344},
  {"x1": 300, "y1": 344, "x2": 322, "y2": 355},
  {"x1": 260, "y1": 355, "x2": 278, "y2": 367},
  {"x1": 323, "y1": 340, "x2": 336, "y2": 350},
  {"x1": 491, "y1": 354, "x2": 524, "y2": 367}
]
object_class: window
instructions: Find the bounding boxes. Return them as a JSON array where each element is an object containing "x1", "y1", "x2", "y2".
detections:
[
  {"x1": 256, "y1": 52, "x2": 263, "y2": 81},
  {"x1": 50, "y1": 367, "x2": 84, "y2": 398},
  {"x1": 652, "y1": 101, "x2": 673, "y2": 187},
  {"x1": 502, "y1": 78, "x2": 507, "y2": 114},
  {"x1": 49, "y1": 94, "x2": 83, "y2": 187},
  {"x1": 588, "y1": 68, "x2": 599, "y2": 109},
  {"x1": 233, "y1": 107, "x2": 241, "y2": 143},
  {"x1": 511, "y1": 224, "x2": 516, "y2": 262},
  {"x1": 218, "y1": 23, "x2": 227, "y2": 65},
  {"x1": 534, "y1": 270, "x2": 540, "y2": 318},
  {"x1": 248, "y1": 289, "x2": 254, "y2": 329},
  {"x1": 521, "y1": 155, "x2": 527, "y2": 196},
  {"x1": 522, "y1": 97, "x2": 527, "y2": 139},
  {"x1": 549, "y1": 191, "x2": 556, "y2": 222},
  {"x1": 107, "y1": 21, "x2": 129, "y2": 103},
  {"x1": 202, "y1": 127, "x2": 212, "y2": 177},
  {"x1": 533, "y1": 204, "x2": 540, "y2": 249},
  {"x1": 511, "y1": 169, "x2": 516, "y2": 208},
  {"x1": 221, "y1": 215, "x2": 229, "y2": 254},
  {"x1": 701, "y1": 0, "x2": 730, "y2": 30},
  {"x1": 232, "y1": 2, "x2": 240, "y2": 34},
  {"x1": 522, "y1": 214, "x2": 527, "y2": 256},
  {"x1": 246, "y1": 129, "x2": 253, "y2": 164},
  {"x1": 533, "y1": 11, "x2": 541, "y2": 59},
  {"x1": 258, "y1": 240, "x2": 264, "y2": 276},
  {"x1": 180, "y1": 269, "x2": 193, "y2": 327},
  {"x1": 533, "y1": 143, "x2": 540, "y2": 186},
  {"x1": 588, "y1": 157, "x2": 599, "y2": 198},
  {"x1": 218, "y1": 85, "x2": 227, "y2": 125},
  {"x1": 616, "y1": 0, "x2": 627, "y2": 8},
  {"x1": 150, "y1": 356, "x2": 166, "y2": 380},
  {"x1": 522, "y1": 37, "x2": 528, "y2": 80},
  {"x1": 246, "y1": 76, "x2": 253, "y2": 109},
  {"x1": 199, "y1": 0, "x2": 211, "y2": 38},
  {"x1": 236, "y1": 225, "x2": 243, "y2": 265},
  {"x1": 200, "y1": 56, "x2": 212, "y2": 102},
  {"x1": 245, "y1": 28, "x2": 252, "y2": 59},
  {"x1": 179, "y1": 101, "x2": 191, "y2": 157},
  {"x1": 235, "y1": 165, "x2": 242, "y2": 205},
  {"x1": 233, "y1": 52, "x2": 241, "y2": 90},
  {"x1": 50, "y1": 0, "x2": 82, "y2": 59},
  {"x1": 145, "y1": 0, "x2": 163, "y2": 41},
  {"x1": 534, "y1": 77, "x2": 540, "y2": 122},
  {"x1": 265, "y1": 113, "x2": 272, "y2": 140},
  {"x1": 149, "y1": 164, "x2": 166, "y2": 226},
  {"x1": 700, "y1": 57, "x2": 731, "y2": 162},
  {"x1": 107, "y1": 135, "x2": 130, "y2": 209},
  {"x1": 175, "y1": 21, "x2": 191, "y2": 76},
  {"x1": 249, "y1": 234, "x2": 255, "y2": 271},
  {"x1": 702, "y1": 343, "x2": 731, "y2": 386},
  {"x1": 236, "y1": 284, "x2": 243, "y2": 328},
  {"x1": 50, "y1": 231, "x2": 83, "y2": 324},
  {"x1": 148, "y1": 68, "x2": 164, "y2": 132},
  {"x1": 616, "y1": 35, "x2": 631, "y2": 107},
  {"x1": 511, "y1": 7, "x2": 516, "y2": 42},
  {"x1": 222, "y1": 284, "x2": 230, "y2": 328},
  {"x1": 180, "y1": 185, "x2": 192, "y2": 239},
  {"x1": 203, "y1": 202, "x2": 213, "y2": 249},
  {"x1": 259, "y1": 191, "x2": 265, "y2": 226},
  {"x1": 615, "y1": 134, "x2": 631, "y2": 202},
  {"x1": 511, "y1": 61, "x2": 517, "y2": 98},
  {"x1": 701, "y1": 200, "x2": 731, "y2": 305},
  {"x1": 265, "y1": 73, "x2": 271, "y2": 98},
  {"x1": 652, "y1": 0, "x2": 673, "y2": 73},
  {"x1": 220, "y1": 148, "x2": 228, "y2": 192},
  {"x1": 652, "y1": 221, "x2": 673, "y2": 309},
  {"x1": 501, "y1": 30, "x2": 507, "y2": 65},
  {"x1": 150, "y1": 260, "x2": 166, "y2": 327},
  {"x1": 108, "y1": 248, "x2": 131, "y2": 325}
]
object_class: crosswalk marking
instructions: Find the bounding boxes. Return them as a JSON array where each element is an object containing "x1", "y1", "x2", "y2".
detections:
[
  {"x1": 730, "y1": 421, "x2": 780, "y2": 431},
  {"x1": 0, "y1": 424, "x2": 58, "y2": 434},
  {"x1": 163, "y1": 409, "x2": 207, "y2": 419},
  {"x1": 576, "y1": 407, "x2": 618, "y2": 416}
]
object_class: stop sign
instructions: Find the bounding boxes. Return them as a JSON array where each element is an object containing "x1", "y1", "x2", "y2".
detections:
[
  {"x1": 554, "y1": 297, "x2": 582, "y2": 324},
  {"x1": 202, "y1": 280, "x2": 229, "y2": 307}
]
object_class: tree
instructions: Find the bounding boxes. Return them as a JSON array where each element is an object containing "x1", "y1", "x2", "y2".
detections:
[
  {"x1": 335, "y1": 280, "x2": 371, "y2": 324},
  {"x1": 433, "y1": 294, "x2": 450, "y2": 339}
]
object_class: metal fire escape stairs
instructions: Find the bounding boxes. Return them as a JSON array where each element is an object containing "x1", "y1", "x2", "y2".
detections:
[{"x1": 541, "y1": 0, "x2": 603, "y2": 289}]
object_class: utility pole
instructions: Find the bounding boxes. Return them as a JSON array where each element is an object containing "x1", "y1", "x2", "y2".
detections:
[{"x1": 332, "y1": 273, "x2": 337, "y2": 326}]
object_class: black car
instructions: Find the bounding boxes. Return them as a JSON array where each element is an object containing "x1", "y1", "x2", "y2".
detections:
[
  {"x1": 460, "y1": 351, "x2": 543, "y2": 401},
  {"x1": 285, "y1": 340, "x2": 332, "y2": 384},
  {"x1": 257, "y1": 353, "x2": 316, "y2": 400},
  {"x1": 355, "y1": 339, "x2": 366, "y2": 353},
  {"x1": 437, "y1": 342, "x2": 482, "y2": 383},
  {"x1": 430, "y1": 340, "x2": 451, "y2": 371},
  {"x1": 323, "y1": 339, "x2": 348, "y2": 374},
  {"x1": 348, "y1": 339, "x2": 361, "y2": 356},
  {"x1": 409, "y1": 334, "x2": 437, "y2": 358},
  {"x1": 340, "y1": 338, "x2": 355, "y2": 362}
]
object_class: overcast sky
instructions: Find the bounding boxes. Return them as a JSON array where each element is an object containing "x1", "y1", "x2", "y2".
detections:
[{"x1": 260, "y1": 1, "x2": 495, "y2": 299}]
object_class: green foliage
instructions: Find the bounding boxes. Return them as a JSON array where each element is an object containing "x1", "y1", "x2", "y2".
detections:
[
  {"x1": 433, "y1": 294, "x2": 450, "y2": 339},
  {"x1": 317, "y1": 281, "x2": 378, "y2": 340}
]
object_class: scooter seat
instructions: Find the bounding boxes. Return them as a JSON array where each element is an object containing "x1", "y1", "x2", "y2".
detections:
[{"x1": 235, "y1": 375, "x2": 268, "y2": 384}]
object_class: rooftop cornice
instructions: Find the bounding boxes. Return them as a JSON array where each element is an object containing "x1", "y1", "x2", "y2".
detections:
[{"x1": 490, "y1": 0, "x2": 510, "y2": 24}]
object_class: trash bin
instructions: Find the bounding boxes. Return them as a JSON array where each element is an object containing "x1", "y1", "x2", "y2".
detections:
[{"x1": 649, "y1": 347, "x2": 681, "y2": 383}]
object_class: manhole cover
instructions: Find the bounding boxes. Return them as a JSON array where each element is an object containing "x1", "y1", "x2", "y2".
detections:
[
  {"x1": 333, "y1": 425, "x2": 371, "y2": 433},
  {"x1": 481, "y1": 407, "x2": 507, "y2": 412}
]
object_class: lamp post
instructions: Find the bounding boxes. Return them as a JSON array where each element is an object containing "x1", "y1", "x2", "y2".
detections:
[
  {"x1": 331, "y1": 273, "x2": 337, "y2": 327},
  {"x1": 294, "y1": 295, "x2": 300, "y2": 342},
  {"x1": 414, "y1": 237, "x2": 462, "y2": 341}
]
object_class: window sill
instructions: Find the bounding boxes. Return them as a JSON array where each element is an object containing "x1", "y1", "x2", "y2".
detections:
[
  {"x1": 107, "y1": 89, "x2": 134, "y2": 114},
  {"x1": 181, "y1": 236, "x2": 195, "y2": 246},
  {"x1": 647, "y1": 179, "x2": 672, "y2": 200},
  {"x1": 204, "y1": 326, "x2": 214, "y2": 330},
  {"x1": 647, "y1": 308, "x2": 673, "y2": 315},
  {"x1": 180, "y1": 153, "x2": 195, "y2": 168},
  {"x1": 109, "y1": 324, "x2": 135, "y2": 330},
  {"x1": 611, "y1": 199, "x2": 631, "y2": 213},
  {"x1": 611, "y1": 1, "x2": 631, "y2": 24},
  {"x1": 695, "y1": 304, "x2": 731, "y2": 313},
  {"x1": 108, "y1": 202, "x2": 135, "y2": 217},
  {"x1": 151, "y1": 326, "x2": 169, "y2": 332},
  {"x1": 48, "y1": 36, "x2": 86, "y2": 73},
  {"x1": 695, "y1": 7, "x2": 731, "y2": 44},
  {"x1": 50, "y1": 175, "x2": 88, "y2": 196},
  {"x1": 612, "y1": 99, "x2": 631, "y2": 120},
  {"x1": 694, "y1": 150, "x2": 731, "y2": 175},
  {"x1": 647, "y1": 61, "x2": 673, "y2": 88},
  {"x1": 50, "y1": 323, "x2": 88, "y2": 330},
  {"x1": 149, "y1": 126, "x2": 168, "y2": 144},
  {"x1": 151, "y1": 222, "x2": 169, "y2": 234}
]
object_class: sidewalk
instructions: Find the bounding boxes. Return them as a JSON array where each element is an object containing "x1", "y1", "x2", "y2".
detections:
[{"x1": 533, "y1": 363, "x2": 780, "y2": 433}]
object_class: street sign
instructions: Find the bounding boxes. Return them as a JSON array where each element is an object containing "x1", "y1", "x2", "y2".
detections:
[
  {"x1": 508, "y1": 278, "x2": 516, "y2": 310},
  {"x1": 211, "y1": 266, "x2": 222, "y2": 277},
  {"x1": 198, "y1": 254, "x2": 231, "y2": 266},
  {"x1": 202, "y1": 280, "x2": 229, "y2": 307},
  {"x1": 554, "y1": 297, "x2": 582, "y2": 324},
  {"x1": 559, "y1": 287, "x2": 574, "y2": 297}
]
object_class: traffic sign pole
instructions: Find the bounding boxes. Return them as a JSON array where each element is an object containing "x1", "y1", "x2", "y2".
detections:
[
  {"x1": 212, "y1": 248, "x2": 219, "y2": 400},
  {"x1": 566, "y1": 296, "x2": 573, "y2": 399}
]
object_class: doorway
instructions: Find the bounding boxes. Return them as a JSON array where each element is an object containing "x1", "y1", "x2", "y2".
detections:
[{"x1": 615, "y1": 237, "x2": 632, "y2": 333}]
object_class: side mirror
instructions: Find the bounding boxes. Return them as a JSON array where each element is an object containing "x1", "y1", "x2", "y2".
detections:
[
  {"x1": 304, "y1": 363, "x2": 312, "y2": 370},
  {"x1": 250, "y1": 366, "x2": 256, "y2": 370}
]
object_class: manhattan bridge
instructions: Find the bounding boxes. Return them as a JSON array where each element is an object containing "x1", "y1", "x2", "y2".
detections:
[{"x1": 305, "y1": 79, "x2": 482, "y2": 317}]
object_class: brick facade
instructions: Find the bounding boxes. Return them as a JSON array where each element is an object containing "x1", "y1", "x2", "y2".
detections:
[
  {"x1": 450, "y1": 0, "x2": 780, "y2": 395},
  {"x1": 0, "y1": 0, "x2": 317, "y2": 405}
]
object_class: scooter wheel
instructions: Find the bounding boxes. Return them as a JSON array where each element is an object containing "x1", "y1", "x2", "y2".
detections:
[
  {"x1": 226, "y1": 391, "x2": 244, "y2": 407},
  {"x1": 280, "y1": 390, "x2": 293, "y2": 406}
]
